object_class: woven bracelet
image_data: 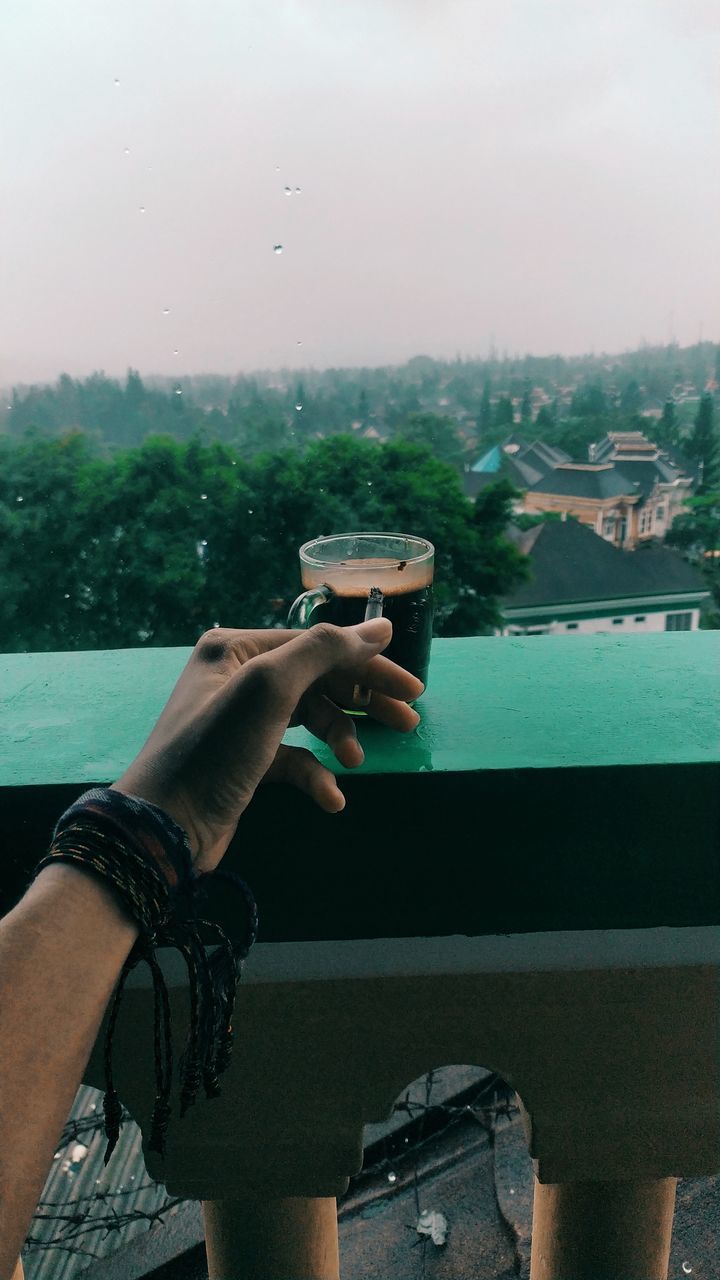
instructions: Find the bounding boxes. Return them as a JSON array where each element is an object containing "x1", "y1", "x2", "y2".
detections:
[{"x1": 33, "y1": 787, "x2": 258, "y2": 1164}]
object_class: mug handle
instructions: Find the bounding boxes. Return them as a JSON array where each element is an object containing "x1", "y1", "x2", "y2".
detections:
[{"x1": 287, "y1": 584, "x2": 333, "y2": 629}]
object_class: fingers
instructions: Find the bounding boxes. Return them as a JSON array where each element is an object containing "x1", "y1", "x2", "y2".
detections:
[
  {"x1": 365, "y1": 691, "x2": 421, "y2": 732},
  {"x1": 256, "y1": 618, "x2": 394, "y2": 710},
  {"x1": 301, "y1": 692, "x2": 365, "y2": 768},
  {"x1": 265, "y1": 745, "x2": 346, "y2": 813}
]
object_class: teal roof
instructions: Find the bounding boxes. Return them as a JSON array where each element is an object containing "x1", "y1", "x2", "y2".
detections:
[{"x1": 471, "y1": 444, "x2": 502, "y2": 473}]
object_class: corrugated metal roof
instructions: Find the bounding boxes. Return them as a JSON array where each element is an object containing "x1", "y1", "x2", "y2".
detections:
[{"x1": 22, "y1": 1085, "x2": 184, "y2": 1280}]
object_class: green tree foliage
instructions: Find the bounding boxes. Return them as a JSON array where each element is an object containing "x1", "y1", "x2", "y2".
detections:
[
  {"x1": 394, "y1": 412, "x2": 465, "y2": 469},
  {"x1": 0, "y1": 434, "x2": 526, "y2": 652},
  {"x1": 479, "y1": 379, "x2": 493, "y2": 434},
  {"x1": 686, "y1": 393, "x2": 719, "y2": 491},
  {"x1": 494, "y1": 396, "x2": 514, "y2": 429},
  {"x1": 665, "y1": 491, "x2": 720, "y2": 627},
  {"x1": 657, "y1": 399, "x2": 679, "y2": 448},
  {"x1": 520, "y1": 381, "x2": 533, "y2": 424}
]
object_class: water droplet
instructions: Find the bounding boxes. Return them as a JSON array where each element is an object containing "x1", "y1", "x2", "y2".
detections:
[
  {"x1": 16, "y1": 496, "x2": 23, "y2": 502},
  {"x1": 123, "y1": 147, "x2": 130, "y2": 156},
  {"x1": 295, "y1": 186, "x2": 301, "y2": 194},
  {"x1": 296, "y1": 340, "x2": 303, "y2": 346},
  {"x1": 213, "y1": 621, "x2": 220, "y2": 628},
  {"x1": 248, "y1": 509, "x2": 254, "y2": 514},
  {"x1": 682, "y1": 1266, "x2": 693, "y2": 1276},
  {"x1": 273, "y1": 244, "x2": 283, "y2": 254},
  {"x1": 387, "y1": 1171, "x2": 397, "y2": 1183},
  {"x1": 295, "y1": 402, "x2": 303, "y2": 411},
  {"x1": 367, "y1": 480, "x2": 372, "y2": 486},
  {"x1": 90, "y1": 1103, "x2": 97, "y2": 1111},
  {"x1": 284, "y1": 186, "x2": 292, "y2": 196},
  {"x1": 162, "y1": 307, "x2": 170, "y2": 316},
  {"x1": 113, "y1": 78, "x2": 120, "y2": 86},
  {"x1": 53, "y1": 1152, "x2": 62, "y2": 1160},
  {"x1": 275, "y1": 165, "x2": 280, "y2": 172},
  {"x1": 173, "y1": 348, "x2": 179, "y2": 356},
  {"x1": 139, "y1": 206, "x2": 146, "y2": 214},
  {"x1": 509, "y1": 1187, "x2": 516, "y2": 1195},
  {"x1": 200, "y1": 538, "x2": 208, "y2": 546},
  {"x1": 175, "y1": 387, "x2": 182, "y2": 395},
  {"x1": 231, "y1": 459, "x2": 237, "y2": 466},
  {"x1": 64, "y1": 592, "x2": 70, "y2": 599},
  {"x1": 200, "y1": 493, "x2": 208, "y2": 500}
]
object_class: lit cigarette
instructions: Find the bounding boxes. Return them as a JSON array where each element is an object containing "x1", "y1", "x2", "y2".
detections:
[{"x1": 353, "y1": 586, "x2": 384, "y2": 706}]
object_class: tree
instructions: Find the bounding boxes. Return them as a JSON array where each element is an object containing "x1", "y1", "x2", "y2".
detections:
[
  {"x1": 479, "y1": 379, "x2": 493, "y2": 434},
  {"x1": 394, "y1": 412, "x2": 465, "y2": 469},
  {"x1": 657, "y1": 399, "x2": 679, "y2": 449},
  {"x1": 665, "y1": 492, "x2": 720, "y2": 628},
  {"x1": 494, "y1": 396, "x2": 514, "y2": 429},
  {"x1": 686, "y1": 393, "x2": 719, "y2": 491},
  {"x1": 520, "y1": 381, "x2": 533, "y2": 425}
]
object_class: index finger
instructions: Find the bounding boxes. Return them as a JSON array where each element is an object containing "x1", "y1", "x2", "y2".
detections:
[{"x1": 324, "y1": 652, "x2": 424, "y2": 703}]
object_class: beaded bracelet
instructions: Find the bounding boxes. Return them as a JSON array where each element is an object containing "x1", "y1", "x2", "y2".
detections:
[{"x1": 33, "y1": 787, "x2": 258, "y2": 1164}]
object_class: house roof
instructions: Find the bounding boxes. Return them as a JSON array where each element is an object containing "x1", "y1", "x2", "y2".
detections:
[
  {"x1": 503, "y1": 518, "x2": 708, "y2": 610},
  {"x1": 612, "y1": 457, "x2": 682, "y2": 499},
  {"x1": 528, "y1": 464, "x2": 637, "y2": 502}
]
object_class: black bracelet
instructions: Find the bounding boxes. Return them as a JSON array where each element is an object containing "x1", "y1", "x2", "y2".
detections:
[{"x1": 33, "y1": 787, "x2": 258, "y2": 1164}]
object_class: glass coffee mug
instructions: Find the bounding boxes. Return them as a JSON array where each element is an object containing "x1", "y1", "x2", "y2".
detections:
[{"x1": 288, "y1": 532, "x2": 435, "y2": 696}]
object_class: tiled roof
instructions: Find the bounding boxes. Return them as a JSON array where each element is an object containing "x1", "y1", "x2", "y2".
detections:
[
  {"x1": 503, "y1": 518, "x2": 708, "y2": 610},
  {"x1": 528, "y1": 464, "x2": 636, "y2": 501}
]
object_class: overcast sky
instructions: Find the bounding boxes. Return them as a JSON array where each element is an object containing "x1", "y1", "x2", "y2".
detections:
[{"x1": 2, "y1": 0, "x2": 719, "y2": 386}]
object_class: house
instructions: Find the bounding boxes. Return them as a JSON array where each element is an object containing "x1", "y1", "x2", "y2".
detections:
[
  {"x1": 464, "y1": 436, "x2": 569, "y2": 503},
  {"x1": 523, "y1": 432, "x2": 694, "y2": 548},
  {"x1": 499, "y1": 518, "x2": 709, "y2": 636}
]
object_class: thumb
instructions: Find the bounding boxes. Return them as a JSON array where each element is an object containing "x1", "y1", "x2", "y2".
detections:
[{"x1": 263, "y1": 617, "x2": 392, "y2": 706}]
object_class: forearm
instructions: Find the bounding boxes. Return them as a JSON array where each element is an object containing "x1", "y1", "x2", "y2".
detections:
[{"x1": 0, "y1": 864, "x2": 138, "y2": 1277}]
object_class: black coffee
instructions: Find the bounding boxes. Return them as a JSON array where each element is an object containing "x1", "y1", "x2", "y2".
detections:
[{"x1": 312, "y1": 585, "x2": 433, "y2": 686}]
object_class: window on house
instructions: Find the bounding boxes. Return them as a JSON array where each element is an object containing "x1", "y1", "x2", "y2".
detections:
[
  {"x1": 665, "y1": 612, "x2": 692, "y2": 631},
  {"x1": 634, "y1": 615, "x2": 647, "y2": 622},
  {"x1": 612, "y1": 618, "x2": 624, "y2": 625},
  {"x1": 566, "y1": 622, "x2": 579, "y2": 630}
]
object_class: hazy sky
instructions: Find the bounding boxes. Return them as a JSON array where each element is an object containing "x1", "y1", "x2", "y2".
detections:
[{"x1": 2, "y1": 0, "x2": 719, "y2": 386}]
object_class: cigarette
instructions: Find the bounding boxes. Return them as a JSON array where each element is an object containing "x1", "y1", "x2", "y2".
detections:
[{"x1": 353, "y1": 587, "x2": 384, "y2": 706}]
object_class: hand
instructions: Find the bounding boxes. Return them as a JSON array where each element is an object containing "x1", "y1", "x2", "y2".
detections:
[{"x1": 112, "y1": 620, "x2": 423, "y2": 872}]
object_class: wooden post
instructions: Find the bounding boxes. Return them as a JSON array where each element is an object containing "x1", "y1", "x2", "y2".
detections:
[
  {"x1": 202, "y1": 1196, "x2": 340, "y2": 1280},
  {"x1": 530, "y1": 1176, "x2": 677, "y2": 1280}
]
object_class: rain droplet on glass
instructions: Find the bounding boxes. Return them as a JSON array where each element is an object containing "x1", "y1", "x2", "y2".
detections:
[
  {"x1": 295, "y1": 186, "x2": 301, "y2": 194},
  {"x1": 16, "y1": 496, "x2": 23, "y2": 502},
  {"x1": 200, "y1": 493, "x2": 208, "y2": 500},
  {"x1": 273, "y1": 244, "x2": 283, "y2": 254},
  {"x1": 139, "y1": 206, "x2": 146, "y2": 214},
  {"x1": 173, "y1": 348, "x2": 179, "y2": 356},
  {"x1": 248, "y1": 509, "x2": 254, "y2": 514},
  {"x1": 682, "y1": 1266, "x2": 693, "y2": 1276},
  {"x1": 64, "y1": 592, "x2": 70, "y2": 599},
  {"x1": 114, "y1": 78, "x2": 120, "y2": 86},
  {"x1": 175, "y1": 387, "x2": 182, "y2": 395},
  {"x1": 123, "y1": 147, "x2": 130, "y2": 156},
  {"x1": 162, "y1": 308, "x2": 170, "y2": 316},
  {"x1": 284, "y1": 186, "x2": 292, "y2": 196},
  {"x1": 296, "y1": 340, "x2": 303, "y2": 346},
  {"x1": 387, "y1": 1171, "x2": 397, "y2": 1183},
  {"x1": 295, "y1": 402, "x2": 303, "y2": 411}
]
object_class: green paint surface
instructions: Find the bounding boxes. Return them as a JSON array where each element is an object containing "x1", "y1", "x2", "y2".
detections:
[{"x1": 1, "y1": 632, "x2": 718, "y2": 788}]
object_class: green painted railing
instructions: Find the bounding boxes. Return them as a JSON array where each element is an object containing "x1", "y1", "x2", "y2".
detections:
[{"x1": 2, "y1": 632, "x2": 719, "y2": 934}]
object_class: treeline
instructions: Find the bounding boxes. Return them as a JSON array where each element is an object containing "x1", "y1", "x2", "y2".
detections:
[
  {"x1": 0, "y1": 433, "x2": 526, "y2": 653},
  {"x1": 3, "y1": 343, "x2": 719, "y2": 462}
]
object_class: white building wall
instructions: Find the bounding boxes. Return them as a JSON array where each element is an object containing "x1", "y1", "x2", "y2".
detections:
[{"x1": 501, "y1": 608, "x2": 700, "y2": 636}]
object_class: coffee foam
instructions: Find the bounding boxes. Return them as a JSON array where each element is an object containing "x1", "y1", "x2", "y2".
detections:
[{"x1": 302, "y1": 556, "x2": 432, "y2": 596}]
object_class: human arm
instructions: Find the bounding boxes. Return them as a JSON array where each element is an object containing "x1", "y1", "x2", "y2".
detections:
[{"x1": 0, "y1": 618, "x2": 419, "y2": 1273}]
